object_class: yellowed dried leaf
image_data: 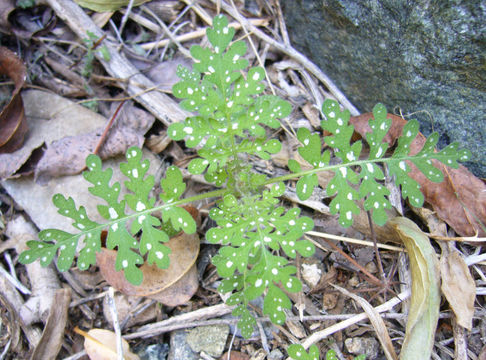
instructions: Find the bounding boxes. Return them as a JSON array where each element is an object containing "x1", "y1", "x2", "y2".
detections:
[
  {"x1": 84, "y1": 328, "x2": 139, "y2": 360},
  {"x1": 390, "y1": 217, "x2": 440, "y2": 360},
  {"x1": 440, "y1": 248, "x2": 475, "y2": 330}
]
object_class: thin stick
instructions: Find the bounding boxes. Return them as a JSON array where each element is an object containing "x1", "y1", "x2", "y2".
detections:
[
  {"x1": 320, "y1": 237, "x2": 382, "y2": 287},
  {"x1": 180, "y1": 0, "x2": 213, "y2": 25},
  {"x1": 367, "y1": 211, "x2": 386, "y2": 280},
  {"x1": 227, "y1": 330, "x2": 236, "y2": 360},
  {"x1": 299, "y1": 289, "x2": 410, "y2": 350},
  {"x1": 125, "y1": 303, "x2": 233, "y2": 339},
  {"x1": 121, "y1": 308, "x2": 454, "y2": 341},
  {"x1": 93, "y1": 100, "x2": 126, "y2": 156},
  {"x1": 70, "y1": 290, "x2": 108, "y2": 308},
  {"x1": 118, "y1": 0, "x2": 135, "y2": 37},
  {"x1": 275, "y1": 0, "x2": 290, "y2": 46},
  {"x1": 0, "y1": 262, "x2": 31, "y2": 295},
  {"x1": 46, "y1": 0, "x2": 189, "y2": 125},
  {"x1": 139, "y1": 19, "x2": 268, "y2": 50},
  {"x1": 426, "y1": 232, "x2": 486, "y2": 242},
  {"x1": 142, "y1": 5, "x2": 191, "y2": 57},
  {"x1": 256, "y1": 319, "x2": 270, "y2": 354},
  {"x1": 107, "y1": 288, "x2": 123, "y2": 360},
  {"x1": 306, "y1": 230, "x2": 405, "y2": 252}
]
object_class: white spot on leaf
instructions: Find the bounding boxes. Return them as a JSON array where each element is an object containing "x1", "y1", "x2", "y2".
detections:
[
  {"x1": 339, "y1": 167, "x2": 347, "y2": 177},
  {"x1": 109, "y1": 208, "x2": 118, "y2": 219},
  {"x1": 136, "y1": 201, "x2": 146, "y2": 211}
]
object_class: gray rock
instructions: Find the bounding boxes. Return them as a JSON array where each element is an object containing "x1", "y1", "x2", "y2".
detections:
[
  {"x1": 345, "y1": 336, "x2": 380, "y2": 358},
  {"x1": 137, "y1": 343, "x2": 169, "y2": 360},
  {"x1": 168, "y1": 330, "x2": 198, "y2": 360},
  {"x1": 281, "y1": 0, "x2": 485, "y2": 176},
  {"x1": 268, "y1": 349, "x2": 284, "y2": 360},
  {"x1": 185, "y1": 324, "x2": 230, "y2": 358}
]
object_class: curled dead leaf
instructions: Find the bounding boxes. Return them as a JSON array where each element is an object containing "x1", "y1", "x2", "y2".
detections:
[
  {"x1": 0, "y1": 46, "x2": 27, "y2": 154},
  {"x1": 0, "y1": 89, "x2": 154, "y2": 182},
  {"x1": 79, "y1": 328, "x2": 139, "y2": 360},
  {"x1": 97, "y1": 224, "x2": 200, "y2": 306},
  {"x1": 390, "y1": 217, "x2": 440, "y2": 360},
  {"x1": 350, "y1": 112, "x2": 486, "y2": 237}
]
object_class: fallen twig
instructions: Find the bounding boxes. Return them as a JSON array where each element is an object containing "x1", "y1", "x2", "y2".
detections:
[
  {"x1": 46, "y1": 0, "x2": 189, "y2": 126},
  {"x1": 299, "y1": 289, "x2": 410, "y2": 351}
]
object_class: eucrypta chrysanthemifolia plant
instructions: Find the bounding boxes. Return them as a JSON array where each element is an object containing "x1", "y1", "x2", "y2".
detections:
[{"x1": 20, "y1": 15, "x2": 471, "y2": 339}]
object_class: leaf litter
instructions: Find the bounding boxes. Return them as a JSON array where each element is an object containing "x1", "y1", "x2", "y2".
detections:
[
  {"x1": 0, "y1": 46, "x2": 28, "y2": 154},
  {"x1": 0, "y1": 1, "x2": 484, "y2": 360},
  {"x1": 0, "y1": 89, "x2": 155, "y2": 183}
]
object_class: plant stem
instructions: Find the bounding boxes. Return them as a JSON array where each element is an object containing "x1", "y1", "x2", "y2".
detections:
[
  {"x1": 262, "y1": 152, "x2": 451, "y2": 186},
  {"x1": 54, "y1": 188, "x2": 228, "y2": 245}
]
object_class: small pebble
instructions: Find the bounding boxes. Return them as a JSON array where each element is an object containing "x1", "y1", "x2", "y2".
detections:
[
  {"x1": 345, "y1": 336, "x2": 379, "y2": 358},
  {"x1": 267, "y1": 349, "x2": 284, "y2": 360},
  {"x1": 186, "y1": 324, "x2": 229, "y2": 358}
]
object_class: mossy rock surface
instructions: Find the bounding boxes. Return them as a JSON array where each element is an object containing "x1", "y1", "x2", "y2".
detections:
[{"x1": 281, "y1": 0, "x2": 485, "y2": 176}]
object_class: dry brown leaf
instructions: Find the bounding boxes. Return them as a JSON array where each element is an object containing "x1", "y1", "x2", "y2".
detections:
[
  {"x1": 411, "y1": 207, "x2": 475, "y2": 329},
  {"x1": 332, "y1": 284, "x2": 398, "y2": 360},
  {"x1": 97, "y1": 229, "x2": 199, "y2": 306},
  {"x1": 7, "y1": 6, "x2": 56, "y2": 39},
  {"x1": 0, "y1": 89, "x2": 155, "y2": 183},
  {"x1": 440, "y1": 246, "x2": 475, "y2": 330},
  {"x1": 102, "y1": 293, "x2": 157, "y2": 328},
  {"x1": 149, "y1": 263, "x2": 199, "y2": 306},
  {"x1": 302, "y1": 102, "x2": 321, "y2": 128},
  {"x1": 0, "y1": 46, "x2": 27, "y2": 154},
  {"x1": 83, "y1": 328, "x2": 139, "y2": 360},
  {"x1": 350, "y1": 112, "x2": 486, "y2": 237},
  {"x1": 2, "y1": 148, "x2": 161, "y2": 233},
  {"x1": 0, "y1": 0, "x2": 14, "y2": 32},
  {"x1": 34, "y1": 101, "x2": 154, "y2": 184},
  {"x1": 142, "y1": 58, "x2": 192, "y2": 92},
  {"x1": 30, "y1": 288, "x2": 71, "y2": 360},
  {"x1": 0, "y1": 90, "x2": 106, "y2": 179}
]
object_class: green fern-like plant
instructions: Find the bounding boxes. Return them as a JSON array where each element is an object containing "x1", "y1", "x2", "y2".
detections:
[
  {"x1": 20, "y1": 14, "x2": 470, "y2": 340},
  {"x1": 287, "y1": 344, "x2": 366, "y2": 360}
]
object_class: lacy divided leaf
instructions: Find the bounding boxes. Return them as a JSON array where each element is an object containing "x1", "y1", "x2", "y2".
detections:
[
  {"x1": 167, "y1": 14, "x2": 289, "y2": 187},
  {"x1": 291, "y1": 99, "x2": 471, "y2": 227},
  {"x1": 20, "y1": 147, "x2": 196, "y2": 285},
  {"x1": 207, "y1": 183, "x2": 315, "y2": 337}
]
